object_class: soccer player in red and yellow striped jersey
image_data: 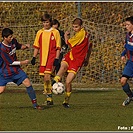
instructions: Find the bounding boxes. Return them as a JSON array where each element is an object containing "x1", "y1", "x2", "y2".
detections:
[
  {"x1": 53, "y1": 18, "x2": 92, "y2": 108},
  {"x1": 31, "y1": 13, "x2": 61, "y2": 105}
]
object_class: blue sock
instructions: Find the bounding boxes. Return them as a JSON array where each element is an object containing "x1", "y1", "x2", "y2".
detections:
[
  {"x1": 122, "y1": 83, "x2": 133, "y2": 98},
  {"x1": 26, "y1": 86, "x2": 38, "y2": 107}
]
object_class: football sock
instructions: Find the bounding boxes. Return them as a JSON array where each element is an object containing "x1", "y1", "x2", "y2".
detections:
[
  {"x1": 47, "y1": 94, "x2": 53, "y2": 102},
  {"x1": 54, "y1": 75, "x2": 61, "y2": 82},
  {"x1": 52, "y1": 75, "x2": 61, "y2": 85},
  {"x1": 44, "y1": 81, "x2": 53, "y2": 102},
  {"x1": 122, "y1": 83, "x2": 133, "y2": 98},
  {"x1": 26, "y1": 86, "x2": 38, "y2": 107},
  {"x1": 63, "y1": 92, "x2": 71, "y2": 104}
]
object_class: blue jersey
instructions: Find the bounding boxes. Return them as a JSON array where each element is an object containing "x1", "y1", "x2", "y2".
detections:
[
  {"x1": 0, "y1": 38, "x2": 22, "y2": 78},
  {"x1": 121, "y1": 32, "x2": 133, "y2": 61}
]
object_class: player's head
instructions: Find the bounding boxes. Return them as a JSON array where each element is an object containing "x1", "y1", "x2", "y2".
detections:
[
  {"x1": 2, "y1": 28, "x2": 13, "y2": 38},
  {"x1": 52, "y1": 19, "x2": 60, "y2": 29},
  {"x1": 2, "y1": 28, "x2": 13, "y2": 43},
  {"x1": 41, "y1": 13, "x2": 52, "y2": 30},
  {"x1": 125, "y1": 16, "x2": 133, "y2": 33},
  {"x1": 72, "y1": 18, "x2": 83, "y2": 32}
]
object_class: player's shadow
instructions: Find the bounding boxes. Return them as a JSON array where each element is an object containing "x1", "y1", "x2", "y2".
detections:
[{"x1": 73, "y1": 89, "x2": 116, "y2": 93}]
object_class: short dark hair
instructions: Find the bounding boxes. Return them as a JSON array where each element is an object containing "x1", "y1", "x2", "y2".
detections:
[
  {"x1": 2, "y1": 28, "x2": 13, "y2": 38},
  {"x1": 125, "y1": 16, "x2": 133, "y2": 25},
  {"x1": 41, "y1": 13, "x2": 52, "y2": 23},
  {"x1": 73, "y1": 18, "x2": 83, "y2": 26},
  {"x1": 52, "y1": 19, "x2": 60, "y2": 27}
]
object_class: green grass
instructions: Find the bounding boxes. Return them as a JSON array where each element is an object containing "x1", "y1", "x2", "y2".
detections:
[{"x1": 0, "y1": 89, "x2": 133, "y2": 131}]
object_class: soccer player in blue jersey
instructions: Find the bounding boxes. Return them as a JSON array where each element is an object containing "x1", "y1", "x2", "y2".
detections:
[
  {"x1": 0, "y1": 28, "x2": 43, "y2": 110},
  {"x1": 120, "y1": 16, "x2": 133, "y2": 106}
]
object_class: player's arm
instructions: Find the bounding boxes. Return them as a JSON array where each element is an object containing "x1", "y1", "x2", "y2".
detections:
[
  {"x1": 55, "y1": 30, "x2": 61, "y2": 58},
  {"x1": 31, "y1": 31, "x2": 41, "y2": 65},
  {"x1": 55, "y1": 49, "x2": 60, "y2": 59},
  {"x1": 121, "y1": 37, "x2": 127, "y2": 62},
  {"x1": 53, "y1": 30, "x2": 61, "y2": 66},
  {"x1": 13, "y1": 38, "x2": 30, "y2": 50},
  {"x1": 31, "y1": 47, "x2": 39, "y2": 65},
  {"x1": 121, "y1": 49, "x2": 126, "y2": 62},
  {"x1": 64, "y1": 31, "x2": 70, "y2": 44},
  {"x1": 1, "y1": 47, "x2": 29, "y2": 66},
  {"x1": 21, "y1": 44, "x2": 30, "y2": 50},
  {"x1": 10, "y1": 60, "x2": 29, "y2": 66},
  {"x1": 32, "y1": 47, "x2": 39, "y2": 58},
  {"x1": 121, "y1": 50, "x2": 126, "y2": 57},
  {"x1": 53, "y1": 49, "x2": 60, "y2": 66},
  {"x1": 66, "y1": 28, "x2": 85, "y2": 48}
]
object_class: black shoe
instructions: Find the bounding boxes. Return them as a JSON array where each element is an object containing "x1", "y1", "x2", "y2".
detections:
[
  {"x1": 62, "y1": 103, "x2": 70, "y2": 108},
  {"x1": 47, "y1": 100, "x2": 54, "y2": 105}
]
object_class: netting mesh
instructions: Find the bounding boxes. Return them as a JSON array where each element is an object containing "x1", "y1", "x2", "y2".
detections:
[{"x1": 0, "y1": 2, "x2": 133, "y2": 88}]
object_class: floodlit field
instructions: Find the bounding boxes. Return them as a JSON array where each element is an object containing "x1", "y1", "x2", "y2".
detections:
[{"x1": 0, "y1": 88, "x2": 133, "y2": 132}]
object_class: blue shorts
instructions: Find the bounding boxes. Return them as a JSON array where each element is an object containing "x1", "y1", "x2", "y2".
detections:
[
  {"x1": 122, "y1": 60, "x2": 133, "y2": 78},
  {"x1": 0, "y1": 69, "x2": 28, "y2": 86}
]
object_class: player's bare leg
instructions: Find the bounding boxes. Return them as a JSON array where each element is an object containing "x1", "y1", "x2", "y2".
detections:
[
  {"x1": 0, "y1": 86, "x2": 6, "y2": 94},
  {"x1": 52, "y1": 61, "x2": 68, "y2": 85},
  {"x1": 63, "y1": 72, "x2": 75, "y2": 108}
]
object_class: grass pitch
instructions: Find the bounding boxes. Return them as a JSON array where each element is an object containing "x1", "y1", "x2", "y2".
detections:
[{"x1": 0, "y1": 88, "x2": 133, "y2": 131}]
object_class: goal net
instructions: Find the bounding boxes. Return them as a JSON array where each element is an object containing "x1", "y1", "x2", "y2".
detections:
[{"x1": 0, "y1": 2, "x2": 133, "y2": 88}]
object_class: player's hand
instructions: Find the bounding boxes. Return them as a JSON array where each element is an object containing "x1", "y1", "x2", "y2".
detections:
[
  {"x1": 53, "y1": 59, "x2": 59, "y2": 66},
  {"x1": 121, "y1": 56, "x2": 126, "y2": 62},
  {"x1": 64, "y1": 31, "x2": 70, "y2": 37},
  {"x1": 25, "y1": 44, "x2": 30, "y2": 48},
  {"x1": 21, "y1": 60, "x2": 29, "y2": 65},
  {"x1": 31, "y1": 57, "x2": 36, "y2": 65}
]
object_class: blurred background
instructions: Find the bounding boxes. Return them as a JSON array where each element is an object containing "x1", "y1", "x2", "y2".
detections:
[{"x1": 0, "y1": 2, "x2": 133, "y2": 89}]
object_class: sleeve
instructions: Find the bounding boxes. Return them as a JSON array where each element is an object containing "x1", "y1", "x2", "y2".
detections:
[
  {"x1": 33, "y1": 30, "x2": 42, "y2": 49},
  {"x1": 125, "y1": 33, "x2": 128, "y2": 43},
  {"x1": 68, "y1": 28, "x2": 85, "y2": 48},
  {"x1": 55, "y1": 30, "x2": 61, "y2": 50},
  {"x1": 121, "y1": 34, "x2": 127, "y2": 56},
  {"x1": 12, "y1": 38, "x2": 22, "y2": 50},
  {"x1": 121, "y1": 50, "x2": 126, "y2": 57}
]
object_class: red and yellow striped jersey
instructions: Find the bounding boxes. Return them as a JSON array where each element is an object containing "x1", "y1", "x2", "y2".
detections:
[
  {"x1": 33, "y1": 28, "x2": 61, "y2": 66},
  {"x1": 67, "y1": 28, "x2": 89, "y2": 60}
]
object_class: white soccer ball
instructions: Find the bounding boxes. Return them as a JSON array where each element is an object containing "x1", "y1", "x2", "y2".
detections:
[{"x1": 52, "y1": 82, "x2": 65, "y2": 95}]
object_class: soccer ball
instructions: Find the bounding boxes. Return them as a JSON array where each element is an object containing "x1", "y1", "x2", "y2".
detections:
[{"x1": 52, "y1": 82, "x2": 65, "y2": 95}]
